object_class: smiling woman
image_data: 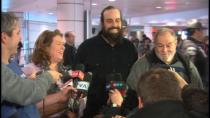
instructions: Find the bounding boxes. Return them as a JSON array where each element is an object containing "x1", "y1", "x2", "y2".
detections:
[
  {"x1": 31, "y1": 29, "x2": 64, "y2": 69},
  {"x1": 21, "y1": 29, "x2": 73, "y2": 117}
]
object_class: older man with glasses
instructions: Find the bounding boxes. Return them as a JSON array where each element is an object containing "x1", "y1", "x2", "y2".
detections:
[{"x1": 121, "y1": 28, "x2": 203, "y2": 116}]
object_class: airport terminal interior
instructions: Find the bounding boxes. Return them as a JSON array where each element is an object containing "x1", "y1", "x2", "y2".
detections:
[
  {"x1": 1, "y1": 0, "x2": 209, "y2": 118},
  {"x1": 2, "y1": 0, "x2": 209, "y2": 64}
]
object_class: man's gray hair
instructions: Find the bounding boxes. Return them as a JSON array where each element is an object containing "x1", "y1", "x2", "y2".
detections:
[
  {"x1": 1, "y1": 12, "x2": 19, "y2": 36},
  {"x1": 154, "y1": 28, "x2": 177, "y2": 43}
]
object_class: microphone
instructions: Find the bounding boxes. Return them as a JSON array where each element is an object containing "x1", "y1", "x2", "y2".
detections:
[
  {"x1": 58, "y1": 64, "x2": 85, "y2": 80},
  {"x1": 75, "y1": 72, "x2": 92, "y2": 98},
  {"x1": 57, "y1": 64, "x2": 85, "y2": 89},
  {"x1": 105, "y1": 73, "x2": 126, "y2": 97},
  {"x1": 67, "y1": 71, "x2": 93, "y2": 114}
]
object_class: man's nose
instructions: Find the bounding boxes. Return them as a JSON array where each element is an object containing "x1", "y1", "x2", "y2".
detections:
[
  {"x1": 162, "y1": 46, "x2": 168, "y2": 52},
  {"x1": 112, "y1": 21, "x2": 118, "y2": 27}
]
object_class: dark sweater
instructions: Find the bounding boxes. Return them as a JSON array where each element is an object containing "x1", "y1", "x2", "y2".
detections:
[
  {"x1": 75, "y1": 33, "x2": 138, "y2": 117},
  {"x1": 129, "y1": 100, "x2": 191, "y2": 118}
]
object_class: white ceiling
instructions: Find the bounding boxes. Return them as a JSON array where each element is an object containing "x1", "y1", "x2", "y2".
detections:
[
  {"x1": 88, "y1": 0, "x2": 208, "y2": 17},
  {"x1": 2, "y1": 0, "x2": 209, "y2": 26}
]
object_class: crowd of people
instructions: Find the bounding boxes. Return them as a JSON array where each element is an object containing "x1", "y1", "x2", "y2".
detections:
[{"x1": 1, "y1": 5, "x2": 209, "y2": 118}]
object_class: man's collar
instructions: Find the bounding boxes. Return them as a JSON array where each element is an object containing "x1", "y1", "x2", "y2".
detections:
[{"x1": 101, "y1": 34, "x2": 115, "y2": 47}]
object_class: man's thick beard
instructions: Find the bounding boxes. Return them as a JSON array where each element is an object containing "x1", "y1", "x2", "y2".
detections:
[{"x1": 102, "y1": 27, "x2": 123, "y2": 45}]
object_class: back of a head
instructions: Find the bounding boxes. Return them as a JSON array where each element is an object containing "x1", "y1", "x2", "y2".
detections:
[
  {"x1": 1, "y1": 12, "x2": 19, "y2": 36},
  {"x1": 182, "y1": 86, "x2": 209, "y2": 115},
  {"x1": 65, "y1": 31, "x2": 75, "y2": 38},
  {"x1": 136, "y1": 68, "x2": 182, "y2": 105}
]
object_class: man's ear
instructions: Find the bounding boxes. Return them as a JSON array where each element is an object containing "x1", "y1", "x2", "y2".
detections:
[
  {"x1": 138, "y1": 96, "x2": 144, "y2": 109},
  {"x1": 1, "y1": 32, "x2": 8, "y2": 44}
]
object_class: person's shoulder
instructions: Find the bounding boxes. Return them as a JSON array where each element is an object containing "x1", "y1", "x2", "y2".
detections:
[
  {"x1": 1, "y1": 63, "x2": 8, "y2": 69},
  {"x1": 123, "y1": 38, "x2": 134, "y2": 44},
  {"x1": 136, "y1": 55, "x2": 149, "y2": 66},
  {"x1": 80, "y1": 35, "x2": 99, "y2": 45},
  {"x1": 122, "y1": 38, "x2": 137, "y2": 49}
]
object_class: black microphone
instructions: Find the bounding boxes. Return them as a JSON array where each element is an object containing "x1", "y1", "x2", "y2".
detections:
[
  {"x1": 58, "y1": 64, "x2": 85, "y2": 89},
  {"x1": 74, "y1": 64, "x2": 85, "y2": 72},
  {"x1": 105, "y1": 73, "x2": 126, "y2": 98},
  {"x1": 75, "y1": 72, "x2": 92, "y2": 98},
  {"x1": 67, "y1": 70, "x2": 93, "y2": 114},
  {"x1": 59, "y1": 64, "x2": 85, "y2": 80}
]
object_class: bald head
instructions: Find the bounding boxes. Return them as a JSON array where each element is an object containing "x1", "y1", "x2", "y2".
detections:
[{"x1": 65, "y1": 31, "x2": 75, "y2": 45}]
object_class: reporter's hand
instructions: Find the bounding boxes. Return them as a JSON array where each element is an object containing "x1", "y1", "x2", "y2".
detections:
[
  {"x1": 47, "y1": 70, "x2": 62, "y2": 83},
  {"x1": 66, "y1": 110, "x2": 77, "y2": 118},
  {"x1": 109, "y1": 89, "x2": 123, "y2": 107},
  {"x1": 171, "y1": 71, "x2": 188, "y2": 89},
  {"x1": 28, "y1": 72, "x2": 37, "y2": 80},
  {"x1": 59, "y1": 86, "x2": 77, "y2": 103}
]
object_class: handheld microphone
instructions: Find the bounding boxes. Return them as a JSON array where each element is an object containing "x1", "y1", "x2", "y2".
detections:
[
  {"x1": 57, "y1": 64, "x2": 85, "y2": 89},
  {"x1": 105, "y1": 73, "x2": 126, "y2": 97},
  {"x1": 70, "y1": 64, "x2": 85, "y2": 81},
  {"x1": 58, "y1": 64, "x2": 85, "y2": 80},
  {"x1": 67, "y1": 70, "x2": 93, "y2": 114},
  {"x1": 75, "y1": 72, "x2": 92, "y2": 98}
]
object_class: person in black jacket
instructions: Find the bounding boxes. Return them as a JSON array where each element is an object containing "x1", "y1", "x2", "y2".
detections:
[
  {"x1": 63, "y1": 31, "x2": 77, "y2": 67},
  {"x1": 181, "y1": 86, "x2": 209, "y2": 118},
  {"x1": 75, "y1": 6, "x2": 138, "y2": 118}
]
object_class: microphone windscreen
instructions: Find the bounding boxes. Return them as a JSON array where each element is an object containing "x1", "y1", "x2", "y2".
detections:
[
  {"x1": 105, "y1": 73, "x2": 126, "y2": 97},
  {"x1": 74, "y1": 64, "x2": 85, "y2": 72},
  {"x1": 84, "y1": 72, "x2": 93, "y2": 82}
]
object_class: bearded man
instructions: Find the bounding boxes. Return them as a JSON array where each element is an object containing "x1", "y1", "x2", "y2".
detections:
[{"x1": 75, "y1": 6, "x2": 138, "y2": 118}]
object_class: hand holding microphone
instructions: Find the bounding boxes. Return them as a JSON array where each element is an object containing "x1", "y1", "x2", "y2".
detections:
[
  {"x1": 106, "y1": 73, "x2": 126, "y2": 97},
  {"x1": 74, "y1": 72, "x2": 92, "y2": 98},
  {"x1": 105, "y1": 73, "x2": 126, "y2": 107},
  {"x1": 67, "y1": 71, "x2": 92, "y2": 114},
  {"x1": 108, "y1": 89, "x2": 123, "y2": 107},
  {"x1": 57, "y1": 64, "x2": 85, "y2": 89}
]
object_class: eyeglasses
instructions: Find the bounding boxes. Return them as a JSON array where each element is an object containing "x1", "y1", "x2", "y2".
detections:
[{"x1": 155, "y1": 42, "x2": 176, "y2": 49}]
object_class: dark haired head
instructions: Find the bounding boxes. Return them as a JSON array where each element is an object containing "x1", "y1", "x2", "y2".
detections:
[
  {"x1": 182, "y1": 86, "x2": 209, "y2": 115},
  {"x1": 100, "y1": 6, "x2": 124, "y2": 44},
  {"x1": 100, "y1": 6, "x2": 122, "y2": 24},
  {"x1": 136, "y1": 68, "x2": 182, "y2": 105}
]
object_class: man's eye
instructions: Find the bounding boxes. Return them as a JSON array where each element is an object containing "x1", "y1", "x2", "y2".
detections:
[
  {"x1": 106, "y1": 20, "x2": 113, "y2": 23},
  {"x1": 115, "y1": 19, "x2": 121, "y2": 23},
  {"x1": 157, "y1": 45, "x2": 163, "y2": 47}
]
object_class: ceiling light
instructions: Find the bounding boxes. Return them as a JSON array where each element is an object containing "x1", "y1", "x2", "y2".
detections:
[
  {"x1": 92, "y1": 3, "x2": 97, "y2": 6},
  {"x1": 48, "y1": 12, "x2": 54, "y2": 15},
  {"x1": 109, "y1": 0, "x2": 116, "y2": 2},
  {"x1": 164, "y1": 1, "x2": 176, "y2": 4},
  {"x1": 156, "y1": 6, "x2": 162, "y2": 9}
]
